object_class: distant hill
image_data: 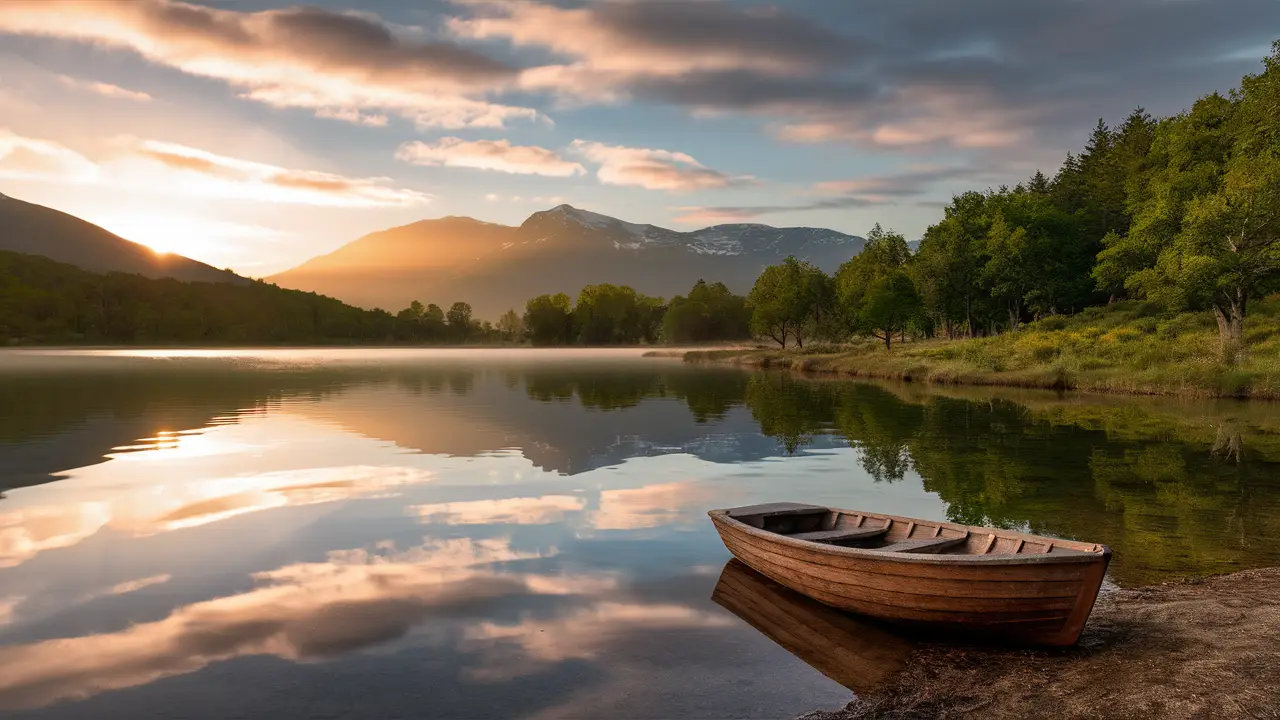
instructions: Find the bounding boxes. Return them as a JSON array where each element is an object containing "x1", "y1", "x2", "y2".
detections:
[
  {"x1": 0, "y1": 192, "x2": 247, "y2": 285},
  {"x1": 0, "y1": 249, "x2": 391, "y2": 344},
  {"x1": 270, "y1": 204, "x2": 865, "y2": 317}
]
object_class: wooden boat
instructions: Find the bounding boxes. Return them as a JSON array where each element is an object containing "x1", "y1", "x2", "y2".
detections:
[
  {"x1": 712, "y1": 559, "x2": 915, "y2": 694},
  {"x1": 709, "y1": 502, "x2": 1111, "y2": 646}
]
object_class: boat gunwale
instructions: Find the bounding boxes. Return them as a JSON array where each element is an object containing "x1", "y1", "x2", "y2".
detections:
[{"x1": 709, "y1": 507, "x2": 1111, "y2": 567}]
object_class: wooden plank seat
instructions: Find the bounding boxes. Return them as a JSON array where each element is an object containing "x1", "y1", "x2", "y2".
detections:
[
  {"x1": 872, "y1": 536, "x2": 968, "y2": 554},
  {"x1": 787, "y1": 526, "x2": 890, "y2": 544},
  {"x1": 727, "y1": 502, "x2": 827, "y2": 520}
]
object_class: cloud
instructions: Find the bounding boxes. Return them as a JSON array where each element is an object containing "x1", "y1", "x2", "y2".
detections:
[
  {"x1": 0, "y1": 129, "x2": 428, "y2": 208},
  {"x1": 452, "y1": 0, "x2": 1280, "y2": 158},
  {"x1": 0, "y1": 537, "x2": 577, "y2": 711},
  {"x1": 591, "y1": 481, "x2": 718, "y2": 531},
  {"x1": 0, "y1": 0, "x2": 538, "y2": 129},
  {"x1": 116, "y1": 139, "x2": 431, "y2": 208},
  {"x1": 0, "y1": 597, "x2": 20, "y2": 627},
  {"x1": 672, "y1": 196, "x2": 884, "y2": 225},
  {"x1": 0, "y1": 464, "x2": 436, "y2": 568},
  {"x1": 452, "y1": 0, "x2": 857, "y2": 100},
  {"x1": 811, "y1": 164, "x2": 996, "y2": 199},
  {"x1": 670, "y1": 164, "x2": 998, "y2": 224},
  {"x1": 570, "y1": 140, "x2": 752, "y2": 192},
  {"x1": 462, "y1": 600, "x2": 731, "y2": 682},
  {"x1": 315, "y1": 108, "x2": 389, "y2": 127},
  {"x1": 0, "y1": 128, "x2": 98, "y2": 182},
  {"x1": 413, "y1": 495, "x2": 586, "y2": 525},
  {"x1": 396, "y1": 138, "x2": 586, "y2": 177},
  {"x1": 103, "y1": 574, "x2": 172, "y2": 596},
  {"x1": 55, "y1": 75, "x2": 151, "y2": 102}
]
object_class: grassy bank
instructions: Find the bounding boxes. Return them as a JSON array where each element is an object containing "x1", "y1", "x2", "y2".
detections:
[{"x1": 684, "y1": 299, "x2": 1280, "y2": 399}]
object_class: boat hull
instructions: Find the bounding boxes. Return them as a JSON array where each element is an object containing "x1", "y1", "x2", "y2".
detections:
[{"x1": 710, "y1": 507, "x2": 1110, "y2": 646}]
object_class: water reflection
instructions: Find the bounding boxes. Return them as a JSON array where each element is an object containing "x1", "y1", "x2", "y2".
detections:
[
  {"x1": 711, "y1": 560, "x2": 915, "y2": 695},
  {"x1": 0, "y1": 350, "x2": 1278, "y2": 717}
]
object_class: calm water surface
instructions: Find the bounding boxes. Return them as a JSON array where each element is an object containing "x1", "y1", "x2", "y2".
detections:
[{"x1": 2, "y1": 349, "x2": 1279, "y2": 718}]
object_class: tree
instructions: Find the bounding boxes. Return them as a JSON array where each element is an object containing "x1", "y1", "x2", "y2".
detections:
[
  {"x1": 662, "y1": 279, "x2": 750, "y2": 344},
  {"x1": 747, "y1": 256, "x2": 829, "y2": 347},
  {"x1": 446, "y1": 301, "x2": 472, "y2": 342},
  {"x1": 835, "y1": 223, "x2": 911, "y2": 335},
  {"x1": 524, "y1": 293, "x2": 574, "y2": 346},
  {"x1": 497, "y1": 308, "x2": 524, "y2": 342},
  {"x1": 574, "y1": 284, "x2": 661, "y2": 345},
  {"x1": 1097, "y1": 82, "x2": 1272, "y2": 357},
  {"x1": 981, "y1": 214, "x2": 1032, "y2": 330},
  {"x1": 859, "y1": 271, "x2": 923, "y2": 351},
  {"x1": 423, "y1": 303, "x2": 446, "y2": 340}
]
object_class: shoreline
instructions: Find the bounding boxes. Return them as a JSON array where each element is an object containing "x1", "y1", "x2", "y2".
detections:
[
  {"x1": 681, "y1": 347, "x2": 1280, "y2": 401},
  {"x1": 800, "y1": 566, "x2": 1280, "y2": 719}
]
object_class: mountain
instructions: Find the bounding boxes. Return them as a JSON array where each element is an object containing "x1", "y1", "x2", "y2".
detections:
[
  {"x1": 271, "y1": 204, "x2": 864, "y2": 317},
  {"x1": 0, "y1": 192, "x2": 247, "y2": 285}
]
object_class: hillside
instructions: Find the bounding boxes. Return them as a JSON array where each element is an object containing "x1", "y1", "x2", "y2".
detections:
[
  {"x1": 270, "y1": 204, "x2": 864, "y2": 317},
  {"x1": 0, "y1": 192, "x2": 246, "y2": 285},
  {"x1": 0, "y1": 250, "x2": 390, "y2": 344}
]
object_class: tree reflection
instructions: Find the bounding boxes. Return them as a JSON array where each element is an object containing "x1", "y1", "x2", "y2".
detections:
[{"x1": 736, "y1": 376, "x2": 1280, "y2": 585}]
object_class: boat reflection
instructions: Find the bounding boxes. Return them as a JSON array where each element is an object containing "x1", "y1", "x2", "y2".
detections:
[{"x1": 711, "y1": 559, "x2": 916, "y2": 695}]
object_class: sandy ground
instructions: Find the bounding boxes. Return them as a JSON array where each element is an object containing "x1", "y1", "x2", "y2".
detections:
[{"x1": 801, "y1": 568, "x2": 1280, "y2": 720}]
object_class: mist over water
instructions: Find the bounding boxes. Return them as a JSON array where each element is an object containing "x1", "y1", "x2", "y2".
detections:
[{"x1": 1, "y1": 349, "x2": 1277, "y2": 718}]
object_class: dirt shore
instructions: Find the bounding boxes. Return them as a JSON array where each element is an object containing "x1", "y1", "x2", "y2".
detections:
[{"x1": 801, "y1": 568, "x2": 1280, "y2": 719}]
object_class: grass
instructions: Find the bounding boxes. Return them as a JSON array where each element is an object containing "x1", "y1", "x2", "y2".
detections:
[{"x1": 683, "y1": 298, "x2": 1280, "y2": 399}]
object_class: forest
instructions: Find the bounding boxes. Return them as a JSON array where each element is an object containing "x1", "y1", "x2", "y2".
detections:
[
  {"x1": 0, "y1": 251, "x2": 750, "y2": 346},
  {"x1": 0, "y1": 251, "x2": 498, "y2": 345},
  {"x1": 746, "y1": 42, "x2": 1280, "y2": 361}
]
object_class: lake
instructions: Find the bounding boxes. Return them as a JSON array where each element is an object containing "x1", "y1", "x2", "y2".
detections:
[{"x1": 2, "y1": 349, "x2": 1279, "y2": 718}]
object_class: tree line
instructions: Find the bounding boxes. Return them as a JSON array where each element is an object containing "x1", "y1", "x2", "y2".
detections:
[
  {"x1": 518, "y1": 279, "x2": 751, "y2": 346},
  {"x1": 0, "y1": 251, "x2": 754, "y2": 346},
  {"x1": 746, "y1": 41, "x2": 1280, "y2": 358},
  {"x1": 0, "y1": 251, "x2": 514, "y2": 345}
]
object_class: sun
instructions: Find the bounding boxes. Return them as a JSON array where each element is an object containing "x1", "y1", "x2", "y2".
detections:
[
  {"x1": 96, "y1": 213, "x2": 197, "y2": 256},
  {"x1": 91, "y1": 212, "x2": 277, "y2": 269}
]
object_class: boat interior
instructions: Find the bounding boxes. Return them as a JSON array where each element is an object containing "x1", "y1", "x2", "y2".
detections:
[{"x1": 726, "y1": 503, "x2": 1103, "y2": 557}]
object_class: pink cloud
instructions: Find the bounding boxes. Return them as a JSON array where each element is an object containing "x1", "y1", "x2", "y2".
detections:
[
  {"x1": 570, "y1": 140, "x2": 754, "y2": 192},
  {"x1": 0, "y1": 0, "x2": 538, "y2": 129},
  {"x1": 396, "y1": 138, "x2": 586, "y2": 177}
]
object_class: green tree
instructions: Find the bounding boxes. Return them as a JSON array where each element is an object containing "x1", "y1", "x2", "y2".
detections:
[
  {"x1": 1097, "y1": 54, "x2": 1280, "y2": 358},
  {"x1": 423, "y1": 303, "x2": 446, "y2": 340},
  {"x1": 446, "y1": 301, "x2": 472, "y2": 342},
  {"x1": 662, "y1": 279, "x2": 750, "y2": 344},
  {"x1": 835, "y1": 223, "x2": 911, "y2": 334},
  {"x1": 980, "y1": 214, "x2": 1032, "y2": 330},
  {"x1": 524, "y1": 293, "x2": 575, "y2": 346},
  {"x1": 747, "y1": 256, "x2": 830, "y2": 347},
  {"x1": 574, "y1": 284, "x2": 660, "y2": 344},
  {"x1": 497, "y1": 308, "x2": 524, "y2": 342},
  {"x1": 859, "y1": 271, "x2": 923, "y2": 351}
]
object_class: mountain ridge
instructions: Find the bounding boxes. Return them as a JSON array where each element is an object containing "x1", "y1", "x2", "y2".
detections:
[
  {"x1": 271, "y1": 204, "x2": 864, "y2": 316},
  {"x1": 0, "y1": 193, "x2": 248, "y2": 286}
]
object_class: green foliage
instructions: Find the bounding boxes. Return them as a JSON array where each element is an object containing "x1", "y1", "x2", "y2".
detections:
[
  {"x1": 1091, "y1": 45, "x2": 1280, "y2": 356},
  {"x1": 662, "y1": 279, "x2": 751, "y2": 344},
  {"x1": 859, "y1": 271, "x2": 923, "y2": 350},
  {"x1": 836, "y1": 223, "x2": 912, "y2": 334},
  {"x1": 496, "y1": 308, "x2": 524, "y2": 341},
  {"x1": 524, "y1": 293, "x2": 575, "y2": 346},
  {"x1": 572, "y1": 283, "x2": 664, "y2": 345},
  {"x1": 0, "y1": 251, "x2": 402, "y2": 344},
  {"x1": 747, "y1": 256, "x2": 831, "y2": 347},
  {"x1": 446, "y1": 302, "x2": 473, "y2": 342}
]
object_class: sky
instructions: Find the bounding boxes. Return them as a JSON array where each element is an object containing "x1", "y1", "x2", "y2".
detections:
[{"x1": 0, "y1": 0, "x2": 1277, "y2": 277}]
